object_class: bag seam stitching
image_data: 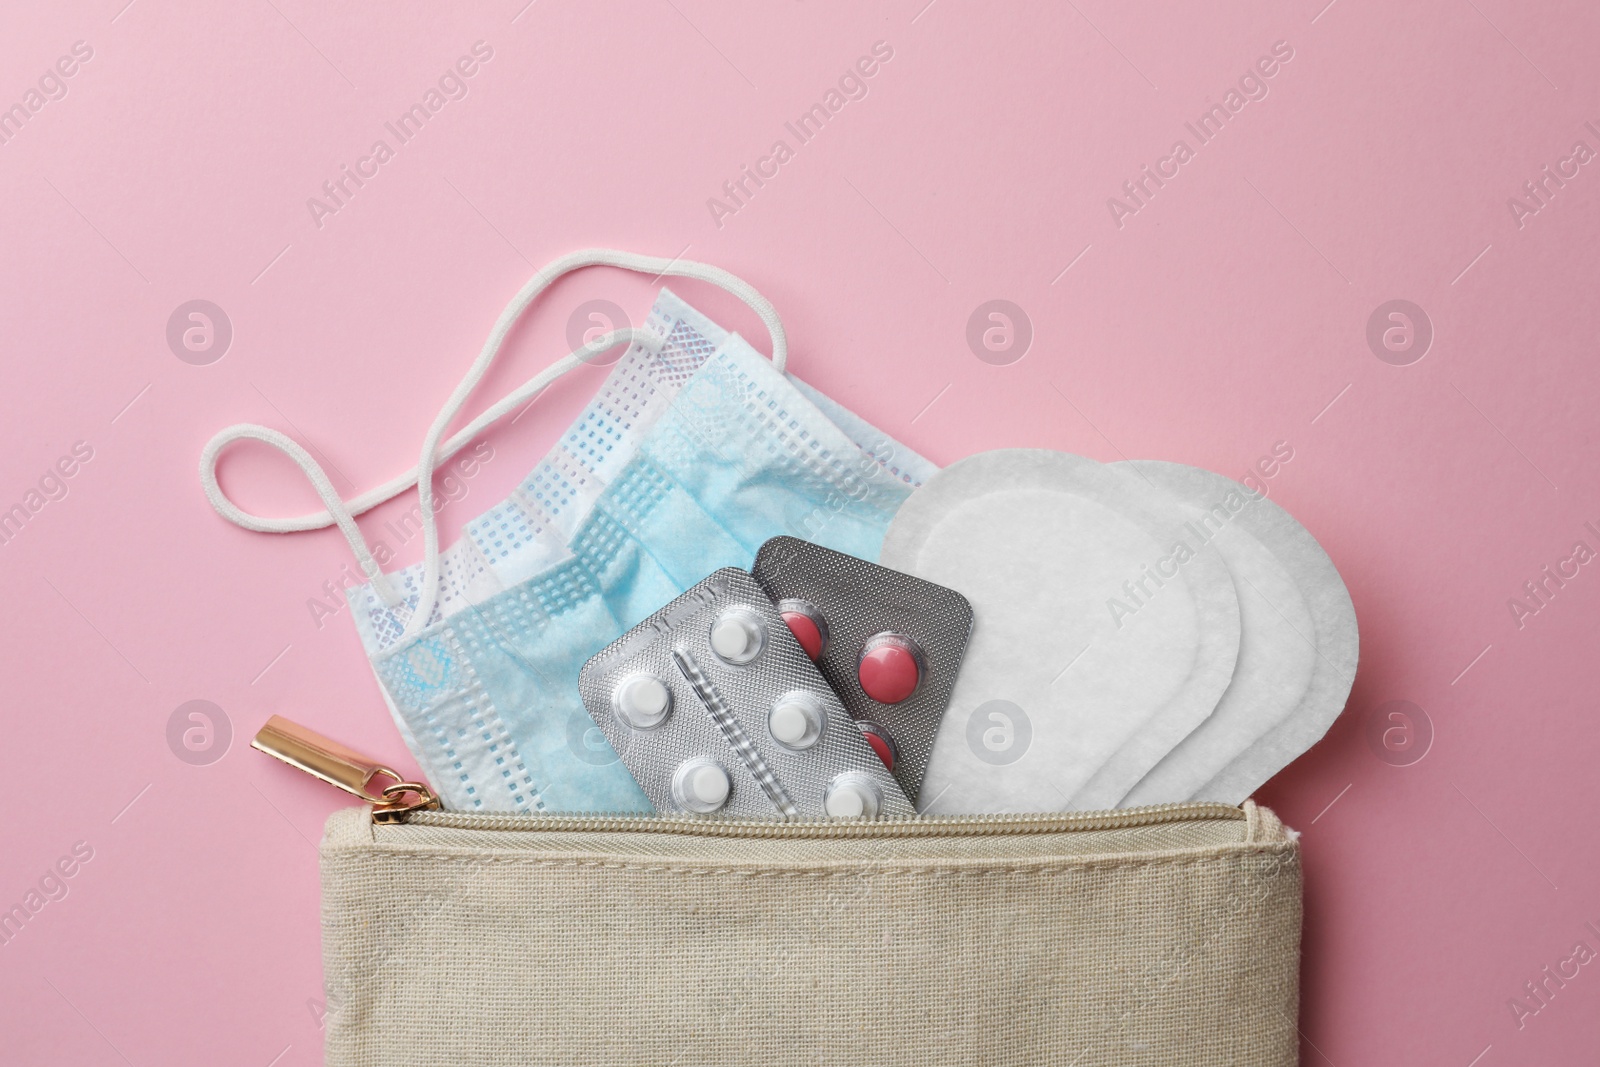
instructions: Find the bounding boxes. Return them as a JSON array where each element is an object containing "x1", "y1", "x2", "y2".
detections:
[{"x1": 322, "y1": 843, "x2": 1298, "y2": 879}]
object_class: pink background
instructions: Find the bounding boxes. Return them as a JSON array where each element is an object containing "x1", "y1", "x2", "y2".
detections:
[{"x1": 3, "y1": 1, "x2": 1598, "y2": 1063}]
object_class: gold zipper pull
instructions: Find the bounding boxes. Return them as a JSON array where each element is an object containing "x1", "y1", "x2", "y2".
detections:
[{"x1": 251, "y1": 714, "x2": 440, "y2": 823}]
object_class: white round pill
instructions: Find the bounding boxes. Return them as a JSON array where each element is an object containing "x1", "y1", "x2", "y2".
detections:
[
  {"x1": 613, "y1": 674, "x2": 671, "y2": 729},
  {"x1": 825, "y1": 783, "x2": 867, "y2": 817},
  {"x1": 688, "y1": 764, "x2": 730, "y2": 806},
  {"x1": 766, "y1": 692, "x2": 824, "y2": 750},
  {"x1": 709, "y1": 611, "x2": 763, "y2": 664},
  {"x1": 672, "y1": 758, "x2": 732, "y2": 814},
  {"x1": 824, "y1": 774, "x2": 882, "y2": 819},
  {"x1": 769, "y1": 701, "x2": 811, "y2": 746}
]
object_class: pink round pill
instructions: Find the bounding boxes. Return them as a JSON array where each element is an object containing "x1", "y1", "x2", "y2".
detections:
[
  {"x1": 858, "y1": 722, "x2": 897, "y2": 771},
  {"x1": 777, "y1": 599, "x2": 826, "y2": 661},
  {"x1": 857, "y1": 633, "x2": 922, "y2": 704}
]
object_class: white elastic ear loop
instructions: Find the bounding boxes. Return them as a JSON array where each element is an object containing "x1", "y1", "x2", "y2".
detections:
[
  {"x1": 199, "y1": 424, "x2": 400, "y2": 602},
  {"x1": 199, "y1": 326, "x2": 658, "y2": 608},
  {"x1": 402, "y1": 249, "x2": 789, "y2": 640},
  {"x1": 198, "y1": 250, "x2": 788, "y2": 631}
]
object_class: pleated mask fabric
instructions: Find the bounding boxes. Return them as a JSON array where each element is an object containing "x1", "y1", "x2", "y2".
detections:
[{"x1": 201, "y1": 252, "x2": 934, "y2": 814}]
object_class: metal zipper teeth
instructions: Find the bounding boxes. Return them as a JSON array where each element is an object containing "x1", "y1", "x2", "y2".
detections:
[{"x1": 396, "y1": 802, "x2": 1244, "y2": 839}]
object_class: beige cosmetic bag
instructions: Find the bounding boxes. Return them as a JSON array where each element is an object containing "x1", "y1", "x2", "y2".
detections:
[{"x1": 319, "y1": 800, "x2": 1300, "y2": 1066}]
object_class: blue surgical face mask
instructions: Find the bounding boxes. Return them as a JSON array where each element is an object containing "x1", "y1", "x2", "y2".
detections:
[{"x1": 201, "y1": 251, "x2": 934, "y2": 813}]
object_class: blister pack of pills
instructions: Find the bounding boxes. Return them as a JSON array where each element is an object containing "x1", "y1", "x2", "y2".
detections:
[
  {"x1": 751, "y1": 536, "x2": 974, "y2": 806},
  {"x1": 579, "y1": 568, "x2": 915, "y2": 819}
]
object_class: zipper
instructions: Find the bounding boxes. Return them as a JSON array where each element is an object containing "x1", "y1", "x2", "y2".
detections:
[
  {"x1": 252, "y1": 715, "x2": 1241, "y2": 836},
  {"x1": 252, "y1": 715, "x2": 441, "y2": 823},
  {"x1": 396, "y1": 804, "x2": 1243, "y2": 838}
]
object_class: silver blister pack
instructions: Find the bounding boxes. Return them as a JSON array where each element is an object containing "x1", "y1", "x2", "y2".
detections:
[
  {"x1": 751, "y1": 536, "x2": 974, "y2": 805},
  {"x1": 578, "y1": 568, "x2": 914, "y2": 819}
]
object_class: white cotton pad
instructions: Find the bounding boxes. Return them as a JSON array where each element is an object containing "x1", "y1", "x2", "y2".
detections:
[
  {"x1": 1112, "y1": 462, "x2": 1324, "y2": 807},
  {"x1": 879, "y1": 449, "x2": 1240, "y2": 813},
  {"x1": 1187, "y1": 482, "x2": 1358, "y2": 804}
]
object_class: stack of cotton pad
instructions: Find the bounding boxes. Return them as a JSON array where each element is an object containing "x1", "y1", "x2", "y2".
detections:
[{"x1": 879, "y1": 449, "x2": 1357, "y2": 812}]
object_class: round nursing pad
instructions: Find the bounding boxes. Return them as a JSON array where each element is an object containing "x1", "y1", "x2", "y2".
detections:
[
  {"x1": 1110, "y1": 462, "x2": 1324, "y2": 807},
  {"x1": 880, "y1": 449, "x2": 1241, "y2": 813},
  {"x1": 1159, "y1": 472, "x2": 1359, "y2": 804}
]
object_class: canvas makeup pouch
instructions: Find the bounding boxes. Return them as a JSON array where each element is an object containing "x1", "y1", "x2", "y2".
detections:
[{"x1": 318, "y1": 799, "x2": 1301, "y2": 1066}]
